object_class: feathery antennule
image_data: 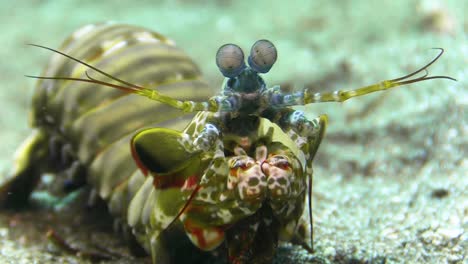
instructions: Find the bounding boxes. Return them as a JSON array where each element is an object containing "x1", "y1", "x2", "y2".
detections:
[
  {"x1": 26, "y1": 44, "x2": 220, "y2": 113},
  {"x1": 27, "y1": 44, "x2": 144, "y2": 89}
]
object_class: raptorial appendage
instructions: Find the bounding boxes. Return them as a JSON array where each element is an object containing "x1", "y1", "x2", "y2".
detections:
[{"x1": 127, "y1": 110, "x2": 310, "y2": 262}]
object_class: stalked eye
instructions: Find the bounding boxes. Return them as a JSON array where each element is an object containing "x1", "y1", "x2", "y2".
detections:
[
  {"x1": 216, "y1": 43, "x2": 246, "y2": 78},
  {"x1": 248, "y1": 39, "x2": 277, "y2": 73}
]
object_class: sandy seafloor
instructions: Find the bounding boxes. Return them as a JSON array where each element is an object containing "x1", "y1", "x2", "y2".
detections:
[{"x1": 0, "y1": 0, "x2": 466, "y2": 263}]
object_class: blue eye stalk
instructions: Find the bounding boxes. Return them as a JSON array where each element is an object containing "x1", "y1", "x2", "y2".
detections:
[
  {"x1": 248, "y1": 39, "x2": 277, "y2": 73},
  {"x1": 216, "y1": 40, "x2": 277, "y2": 78},
  {"x1": 216, "y1": 44, "x2": 246, "y2": 78},
  {"x1": 216, "y1": 40, "x2": 277, "y2": 107}
]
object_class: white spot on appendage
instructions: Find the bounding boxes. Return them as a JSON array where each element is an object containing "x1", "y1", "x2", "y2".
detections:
[
  {"x1": 174, "y1": 73, "x2": 183, "y2": 80},
  {"x1": 73, "y1": 24, "x2": 96, "y2": 39},
  {"x1": 332, "y1": 90, "x2": 340, "y2": 100},
  {"x1": 236, "y1": 202, "x2": 254, "y2": 214},
  {"x1": 347, "y1": 90, "x2": 357, "y2": 97},
  {"x1": 153, "y1": 209, "x2": 175, "y2": 229},
  {"x1": 313, "y1": 92, "x2": 321, "y2": 101},
  {"x1": 217, "y1": 209, "x2": 233, "y2": 222},
  {"x1": 165, "y1": 38, "x2": 176, "y2": 46},
  {"x1": 203, "y1": 229, "x2": 221, "y2": 244},
  {"x1": 196, "y1": 187, "x2": 217, "y2": 203},
  {"x1": 177, "y1": 133, "x2": 192, "y2": 149},
  {"x1": 133, "y1": 31, "x2": 160, "y2": 43},
  {"x1": 219, "y1": 193, "x2": 227, "y2": 202},
  {"x1": 103, "y1": 41, "x2": 128, "y2": 56},
  {"x1": 44, "y1": 115, "x2": 54, "y2": 123}
]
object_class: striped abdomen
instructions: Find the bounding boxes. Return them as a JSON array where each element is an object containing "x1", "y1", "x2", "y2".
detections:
[{"x1": 1, "y1": 23, "x2": 213, "y2": 227}]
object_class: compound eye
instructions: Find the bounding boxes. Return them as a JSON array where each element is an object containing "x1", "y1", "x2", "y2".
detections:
[
  {"x1": 248, "y1": 39, "x2": 277, "y2": 73},
  {"x1": 216, "y1": 44, "x2": 246, "y2": 78}
]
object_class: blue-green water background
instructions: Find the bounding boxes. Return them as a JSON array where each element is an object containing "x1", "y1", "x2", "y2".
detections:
[{"x1": 0, "y1": 0, "x2": 466, "y2": 263}]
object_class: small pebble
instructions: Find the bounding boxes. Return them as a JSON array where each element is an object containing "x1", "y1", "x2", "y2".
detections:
[
  {"x1": 437, "y1": 227, "x2": 463, "y2": 240},
  {"x1": 323, "y1": 246, "x2": 336, "y2": 257},
  {"x1": 0, "y1": 228, "x2": 8, "y2": 237},
  {"x1": 431, "y1": 188, "x2": 449, "y2": 198}
]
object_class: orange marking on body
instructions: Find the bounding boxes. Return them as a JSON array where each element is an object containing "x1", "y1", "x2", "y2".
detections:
[
  {"x1": 190, "y1": 225, "x2": 207, "y2": 249},
  {"x1": 153, "y1": 174, "x2": 199, "y2": 190},
  {"x1": 184, "y1": 220, "x2": 225, "y2": 251},
  {"x1": 182, "y1": 175, "x2": 198, "y2": 190},
  {"x1": 130, "y1": 136, "x2": 148, "y2": 176},
  {"x1": 230, "y1": 168, "x2": 238, "y2": 177}
]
